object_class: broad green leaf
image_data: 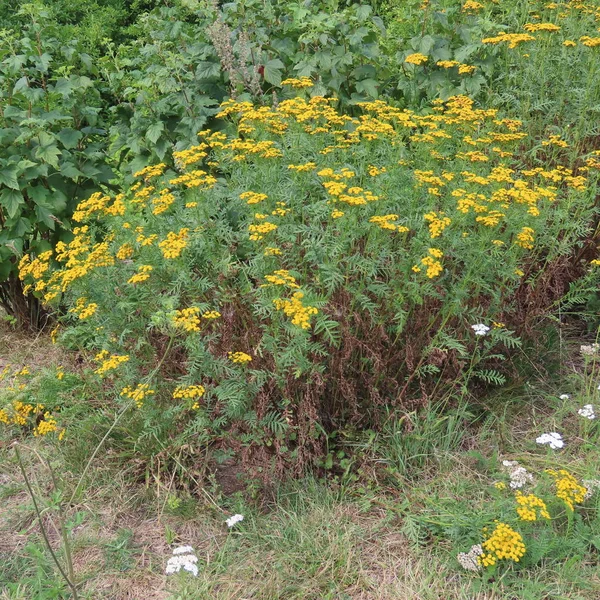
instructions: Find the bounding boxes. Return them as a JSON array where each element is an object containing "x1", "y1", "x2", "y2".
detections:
[
  {"x1": 355, "y1": 79, "x2": 379, "y2": 98},
  {"x1": 60, "y1": 162, "x2": 85, "y2": 179},
  {"x1": 0, "y1": 188, "x2": 23, "y2": 219},
  {"x1": 263, "y1": 59, "x2": 284, "y2": 86},
  {"x1": 196, "y1": 61, "x2": 221, "y2": 80},
  {"x1": 35, "y1": 133, "x2": 62, "y2": 169},
  {"x1": 35, "y1": 204, "x2": 56, "y2": 230},
  {"x1": 58, "y1": 128, "x2": 83, "y2": 149},
  {"x1": 4, "y1": 105, "x2": 25, "y2": 119},
  {"x1": 0, "y1": 167, "x2": 19, "y2": 190},
  {"x1": 54, "y1": 78, "x2": 73, "y2": 97},
  {"x1": 146, "y1": 121, "x2": 165, "y2": 144},
  {"x1": 12, "y1": 76, "x2": 29, "y2": 95}
]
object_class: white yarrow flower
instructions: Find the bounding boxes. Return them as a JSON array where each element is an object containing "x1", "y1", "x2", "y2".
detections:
[
  {"x1": 583, "y1": 479, "x2": 600, "y2": 500},
  {"x1": 580, "y1": 343, "x2": 600, "y2": 356},
  {"x1": 166, "y1": 547, "x2": 198, "y2": 577},
  {"x1": 172, "y1": 545, "x2": 195, "y2": 555},
  {"x1": 226, "y1": 514, "x2": 244, "y2": 528},
  {"x1": 578, "y1": 404, "x2": 596, "y2": 420},
  {"x1": 559, "y1": 394, "x2": 570, "y2": 400},
  {"x1": 536, "y1": 432, "x2": 564, "y2": 449},
  {"x1": 501, "y1": 460, "x2": 533, "y2": 489},
  {"x1": 457, "y1": 544, "x2": 483, "y2": 572},
  {"x1": 471, "y1": 323, "x2": 490, "y2": 336}
]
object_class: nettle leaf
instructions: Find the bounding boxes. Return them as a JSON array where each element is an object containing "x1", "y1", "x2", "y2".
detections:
[
  {"x1": 263, "y1": 59, "x2": 285, "y2": 86},
  {"x1": 57, "y1": 128, "x2": 83, "y2": 149},
  {"x1": 12, "y1": 76, "x2": 29, "y2": 95},
  {"x1": 0, "y1": 167, "x2": 20, "y2": 190},
  {"x1": 35, "y1": 132, "x2": 62, "y2": 169},
  {"x1": 35, "y1": 204, "x2": 56, "y2": 230},
  {"x1": 0, "y1": 188, "x2": 24, "y2": 219},
  {"x1": 355, "y1": 78, "x2": 379, "y2": 98},
  {"x1": 146, "y1": 121, "x2": 165, "y2": 144},
  {"x1": 4, "y1": 105, "x2": 26, "y2": 120},
  {"x1": 196, "y1": 61, "x2": 221, "y2": 80}
]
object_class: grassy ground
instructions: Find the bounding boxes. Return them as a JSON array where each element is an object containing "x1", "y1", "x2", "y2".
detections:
[{"x1": 1, "y1": 321, "x2": 599, "y2": 599}]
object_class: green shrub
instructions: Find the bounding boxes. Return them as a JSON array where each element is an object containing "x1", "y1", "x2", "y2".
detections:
[
  {"x1": 17, "y1": 84, "x2": 600, "y2": 472},
  {"x1": 102, "y1": 0, "x2": 392, "y2": 170},
  {"x1": 0, "y1": 5, "x2": 112, "y2": 326}
]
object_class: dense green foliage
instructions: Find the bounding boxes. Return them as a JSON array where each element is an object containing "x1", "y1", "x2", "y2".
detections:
[
  {"x1": 1, "y1": 0, "x2": 600, "y2": 597},
  {"x1": 0, "y1": 6, "x2": 113, "y2": 324}
]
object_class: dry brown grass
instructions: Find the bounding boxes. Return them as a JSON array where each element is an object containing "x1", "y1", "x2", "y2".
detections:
[{"x1": 0, "y1": 321, "x2": 66, "y2": 380}]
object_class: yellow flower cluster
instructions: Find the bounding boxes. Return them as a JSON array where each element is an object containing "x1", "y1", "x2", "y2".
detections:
[
  {"x1": 173, "y1": 145, "x2": 208, "y2": 168},
  {"x1": 405, "y1": 53, "x2": 428, "y2": 65},
  {"x1": 523, "y1": 23, "x2": 561, "y2": 32},
  {"x1": 70, "y1": 297, "x2": 98, "y2": 320},
  {"x1": 171, "y1": 307, "x2": 201, "y2": 332},
  {"x1": 262, "y1": 270, "x2": 299, "y2": 288},
  {"x1": 580, "y1": 36, "x2": 600, "y2": 47},
  {"x1": 202, "y1": 310, "x2": 221, "y2": 319},
  {"x1": 436, "y1": 61, "x2": 477, "y2": 74},
  {"x1": 134, "y1": 163, "x2": 166, "y2": 179},
  {"x1": 0, "y1": 399, "x2": 63, "y2": 438},
  {"x1": 515, "y1": 226, "x2": 535, "y2": 249},
  {"x1": 34, "y1": 412, "x2": 59, "y2": 436},
  {"x1": 151, "y1": 189, "x2": 176, "y2": 215},
  {"x1": 173, "y1": 384, "x2": 206, "y2": 409},
  {"x1": 19, "y1": 226, "x2": 115, "y2": 303},
  {"x1": 288, "y1": 162, "x2": 316, "y2": 172},
  {"x1": 482, "y1": 33, "x2": 536, "y2": 48},
  {"x1": 228, "y1": 351, "x2": 253, "y2": 364},
  {"x1": 264, "y1": 246, "x2": 283, "y2": 256},
  {"x1": 159, "y1": 228, "x2": 189, "y2": 259},
  {"x1": 424, "y1": 212, "x2": 451, "y2": 238},
  {"x1": 169, "y1": 169, "x2": 217, "y2": 189},
  {"x1": 462, "y1": 0, "x2": 484, "y2": 12},
  {"x1": 458, "y1": 64, "x2": 477, "y2": 74},
  {"x1": 515, "y1": 492, "x2": 551, "y2": 521},
  {"x1": 116, "y1": 243, "x2": 134, "y2": 260},
  {"x1": 127, "y1": 264, "x2": 153, "y2": 284},
  {"x1": 542, "y1": 134, "x2": 569, "y2": 148},
  {"x1": 249, "y1": 221, "x2": 278, "y2": 240},
  {"x1": 368, "y1": 165, "x2": 387, "y2": 177},
  {"x1": 478, "y1": 522, "x2": 526, "y2": 567},
  {"x1": 72, "y1": 191, "x2": 113, "y2": 222},
  {"x1": 546, "y1": 469, "x2": 587, "y2": 510},
  {"x1": 121, "y1": 383, "x2": 155, "y2": 408},
  {"x1": 94, "y1": 350, "x2": 130, "y2": 375},
  {"x1": 273, "y1": 292, "x2": 318, "y2": 329},
  {"x1": 369, "y1": 214, "x2": 409, "y2": 232},
  {"x1": 281, "y1": 77, "x2": 314, "y2": 88},
  {"x1": 414, "y1": 248, "x2": 444, "y2": 278},
  {"x1": 240, "y1": 191, "x2": 268, "y2": 205}
]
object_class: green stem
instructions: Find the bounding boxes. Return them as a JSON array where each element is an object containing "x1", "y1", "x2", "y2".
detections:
[{"x1": 15, "y1": 444, "x2": 79, "y2": 599}]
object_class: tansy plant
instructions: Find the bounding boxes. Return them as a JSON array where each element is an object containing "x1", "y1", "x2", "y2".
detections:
[
  {"x1": 456, "y1": 462, "x2": 600, "y2": 575},
  {"x1": 17, "y1": 84, "x2": 600, "y2": 471}
]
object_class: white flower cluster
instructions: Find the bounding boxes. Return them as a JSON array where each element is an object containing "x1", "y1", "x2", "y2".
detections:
[
  {"x1": 471, "y1": 323, "x2": 490, "y2": 336},
  {"x1": 226, "y1": 513, "x2": 244, "y2": 528},
  {"x1": 580, "y1": 343, "x2": 600, "y2": 356},
  {"x1": 536, "y1": 432, "x2": 564, "y2": 449},
  {"x1": 502, "y1": 460, "x2": 533, "y2": 489},
  {"x1": 457, "y1": 544, "x2": 483, "y2": 572},
  {"x1": 165, "y1": 545, "x2": 199, "y2": 577},
  {"x1": 583, "y1": 479, "x2": 600, "y2": 501},
  {"x1": 559, "y1": 394, "x2": 570, "y2": 400},
  {"x1": 578, "y1": 404, "x2": 596, "y2": 420}
]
